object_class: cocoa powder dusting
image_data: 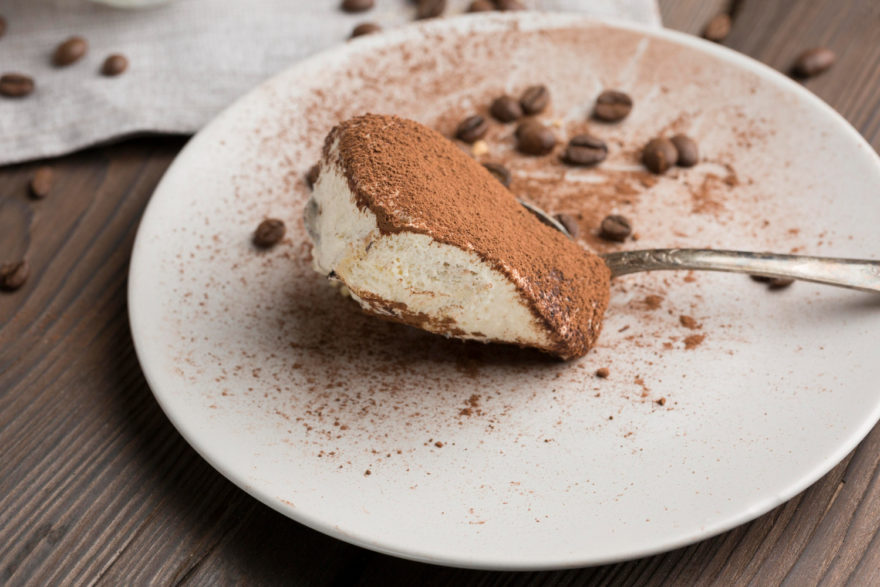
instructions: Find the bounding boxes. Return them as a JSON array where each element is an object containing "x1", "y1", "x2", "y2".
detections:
[{"x1": 325, "y1": 114, "x2": 611, "y2": 359}]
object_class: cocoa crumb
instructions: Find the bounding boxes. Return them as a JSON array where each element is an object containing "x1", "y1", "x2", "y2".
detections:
[
  {"x1": 595, "y1": 367, "x2": 610, "y2": 378},
  {"x1": 684, "y1": 334, "x2": 706, "y2": 349},
  {"x1": 434, "y1": 441, "x2": 444, "y2": 448},
  {"x1": 364, "y1": 469, "x2": 372, "y2": 476},
  {"x1": 679, "y1": 315, "x2": 701, "y2": 329},
  {"x1": 656, "y1": 397, "x2": 666, "y2": 406},
  {"x1": 644, "y1": 295, "x2": 663, "y2": 310}
]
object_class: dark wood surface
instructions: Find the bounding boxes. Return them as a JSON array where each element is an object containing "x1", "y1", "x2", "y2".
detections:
[{"x1": 3, "y1": 1, "x2": 880, "y2": 584}]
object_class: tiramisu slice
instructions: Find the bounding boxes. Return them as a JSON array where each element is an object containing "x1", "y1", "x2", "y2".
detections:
[{"x1": 304, "y1": 114, "x2": 610, "y2": 359}]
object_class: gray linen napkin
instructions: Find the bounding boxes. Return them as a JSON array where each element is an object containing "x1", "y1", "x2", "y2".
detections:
[{"x1": 0, "y1": 0, "x2": 660, "y2": 165}]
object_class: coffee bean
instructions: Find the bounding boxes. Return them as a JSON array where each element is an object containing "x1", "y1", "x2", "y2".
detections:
[
  {"x1": 0, "y1": 73, "x2": 35, "y2": 98},
  {"x1": 482, "y1": 162, "x2": 512, "y2": 187},
  {"x1": 100, "y1": 54, "x2": 128, "y2": 76},
  {"x1": 341, "y1": 0, "x2": 373, "y2": 12},
  {"x1": 416, "y1": 0, "x2": 446, "y2": 19},
  {"x1": 593, "y1": 90, "x2": 632, "y2": 122},
  {"x1": 768, "y1": 278, "x2": 795, "y2": 289},
  {"x1": 456, "y1": 114, "x2": 489, "y2": 144},
  {"x1": 1, "y1": 260, "x2": 29, "y2": 292},
  {"x1": 555, "y1": 213, "x2": 580, "y2": 238},
  {"x1": 53, "y1": 36, "x2": 88, "y2": 67},
  {"x1": 520, "y1": 84, "x2": 549, "y2": 115},
  {"x1": 792, "y1": 47, "x2": 835, "y2": 78},
  {"x1": 642, "y1": 137, "x2": 678, "y2": 174},
  {"x1": 562, "y1": 134, "x2": 607, "y2": 167},
  {"x1": 515, "y1": 120, "x2": 556, "y2": 155},
  {"x1": 253, "y1": 218, "x2": 286, "y2": 248},
  {"x1": 0, "y1": 15, "x2": 7, "y2": 39},
  {"x1": 702, "y1": 14, "x2": 731, "y2": 42},
  {"x1": 496, "y1": 0, "x2": 525, "y2": 9},
  {"x1": 670, "y1": 134, "x2": 698, "y2": 167},
  {"x1": 599, "y1": 214, "x2": 632, "y2": 242},
  {"x1": 468, "y1": 0, "x2": 495, "y2": 11},
  {"x1": 29, "y1": 166, "x2": 54, "y2": 199},
  {"x1": 751, "y1": 275, "x2": 794, "y2": 289},
  {"x1": 306, "y1": 164, "x2": 320, "y2": 189},
  {"x1": 489, "y1": 95, "x2": 522, "y2": 122}
]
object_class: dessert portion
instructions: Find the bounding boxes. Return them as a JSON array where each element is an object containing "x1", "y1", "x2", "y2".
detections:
[{"x1": 304, "y1": 114, "x2": 611, "y2": 359}]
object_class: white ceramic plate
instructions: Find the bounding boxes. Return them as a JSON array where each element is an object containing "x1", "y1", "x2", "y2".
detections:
[{"x1": 129, "y1": 14, "x2": 880, "y2": 570}]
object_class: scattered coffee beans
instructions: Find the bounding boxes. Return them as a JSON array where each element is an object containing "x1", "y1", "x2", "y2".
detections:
[
  {"x1": 792, "y1": 47, "x2": 835, "y2": 78},
  {"x1": 520, "y1": 84, "x2": 549, "y2": 115},
  {"x1": 101, "y1": 54, "x2": 128, "y2": 76},
  {"x1": 599, "y1": 214, "x2": 632, "y2": 242},
  {"x1": 482, "y1": 162, "x2": 512, "y2": 187},
  {"x1": 593, "y1": 90, "x2": 633, "y2": 122},
  {"x1": 703, "y1": 14, "x2": 731, "y2": 42},
  {"x1": 496, "y1": 0, "x2": 525, "y2": 9},
  {"x1": 468, "y1": 0, "x2": 495, "y2": 11},
  {"x1": 489, "y1": 95, "x2": 522, "y2": 122},
  {"x1": 642, "y1": 137, "x2": 678, "y2": 173},
  {"x1": 562, "y1": 134, "x2": 607, "y2": 167},
  {"x1": 416, "y1": 0, "x2": 446, "y2": 19},
  {"x1": 670, "y1": 134, "x2": 698, "y2": 167},
  {"x1": 0, "y1": 260, "x2": 29, "y2": 292},
  {"x1": 515, "y1": 120, "x2": 556, "y2": 155},
  {"x1": 0, "y1": 73, "x2": 34, "y2": 98},
  {"x1": 53, "y1": 36, "x2": 88, "y2": 67},
  {"x1": 306, "y1": 164, "x2": 320, "y2": 189},
  {"x1": 253, "y1": 219, "x2": 286, "y2": 248},
  {"x1": 554, "y1": 213, "x2": 580, "y2": 238},
  {"x1": 341, "y1": 0, "x2": 374, "y2": 13},
  {"x1": 29, "y1": 166, "x2": 54, "y2": 199},
  {"x1": 455, "y1": 114, "x2": 489, "y2": 143}
]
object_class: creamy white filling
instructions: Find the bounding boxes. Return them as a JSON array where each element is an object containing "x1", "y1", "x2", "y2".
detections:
[{"x1": 304, "y1": 141, "x2": 552, "y2": 348}]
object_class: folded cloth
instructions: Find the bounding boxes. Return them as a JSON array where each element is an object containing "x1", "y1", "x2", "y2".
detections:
[{"x1": 0, "y1": 0, "x2": 660, "y2": 165}]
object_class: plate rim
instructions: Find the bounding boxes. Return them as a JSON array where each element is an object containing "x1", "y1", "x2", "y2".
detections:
[{"x1": 128, "y1": 12, "x2": 880, "y2": 570}]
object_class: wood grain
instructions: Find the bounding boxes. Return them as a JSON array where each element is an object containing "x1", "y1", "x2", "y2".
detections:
[{"x1": 2, "y1": 1, "x2": 880, "y2": 584}]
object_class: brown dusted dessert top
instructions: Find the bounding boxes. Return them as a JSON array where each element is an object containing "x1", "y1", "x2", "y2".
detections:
[{"x1": 323, "y1": 114, "x2": 611, "y2": 359}]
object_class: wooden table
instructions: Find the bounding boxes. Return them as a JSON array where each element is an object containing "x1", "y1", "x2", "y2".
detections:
[{"x1": 3, "y1": 1, "x2": 879, "y2": 583}]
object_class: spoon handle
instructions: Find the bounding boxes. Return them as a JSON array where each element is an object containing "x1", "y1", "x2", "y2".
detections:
[{"x1": 601, "y1": 249, "x2": 880, "y2": 293}]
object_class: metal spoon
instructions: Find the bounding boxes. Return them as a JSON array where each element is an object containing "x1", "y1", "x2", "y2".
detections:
[{"x1": 518, "y1": 199, "x2": 880, "y2": 294}]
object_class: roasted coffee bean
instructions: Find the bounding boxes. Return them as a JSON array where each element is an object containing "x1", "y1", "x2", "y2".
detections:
[
  {"x1": 751, "y1": 275, "x2": 794, "y2": 289},
  {"x1": 350, "y1": 22, "x2": 382, "y2": 38},
  {"x1": 482, "y1": 162, "x2": 512, "y2": 187},
  {"x1": 515, "y1": 120, "x2": 556, "y2": 155},
  {"x1": 702, "y1": 14, "x2": 731, "y2": 42},
  {"x1": 0, "y1": 260, "x2": 29, "y2": 291},
  {"x1": 670, "y1": 134, "x2": 698, "y2": 167},
  {"x1": 416, "y1": 0, "x2": 446, "y2": 19},
  {"x1": 306, "y1": 164, "x2": 320, "y2": 189},
  {"x1": 341, "y1": 0, "x2": 374, "y2": 12},
  {"x1": 29, "y1": 166, "x2": 54, "y2": 199},
  {"x1": 0, "y1": 73, "x2": 34, "y2": 98},
  {"x1": 519, "y1": 84, "x2": 549, "y2": 115},
  {"x1": 792, "y1": 47, "x2": 835, "y2": 78},
  {"x1": 562, "y1": 134, "x2": 607, "y2": 167},
  {"x1": 599, "y1": 214, "x2": 632, "y2": 242},
  {"x1": 468, "y1": 0, "x2": 495, "y2": 11},
  {"x1": 0, "y1": 15, "x2": 7, "y2": 39},
  {"x1": 593, "y1": 90, "x2": 632, "y2": 122},
  {"x1": 489, "y1": 95, "x2": 522, "y2": 122},
  {"x1": 495, "y1": 0, "x2": 525, "y2": 10},
  {"x1": 768, "y1": 277, "x2": 795, "y2": 289},
  {"x1": 253, "y1": 218, "x2": 286, "y2": 248},
  {"x1": 642, "y1": 137, "x2": 678, "y2": 174},
  {"x1": 101, "y1": 54, "x2": 128, "y2": 76},
  {"x1": 455, "y1": 114, "x2": 489, "y2": 143},
  {"x1": 555, "y1": 213, "x2": 580, "y2": 238},
  {"x1": 53, "y1": 36, "x2": 88, "y2": 67}
]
